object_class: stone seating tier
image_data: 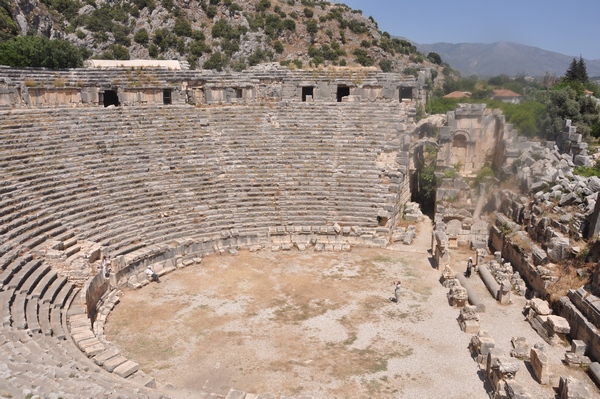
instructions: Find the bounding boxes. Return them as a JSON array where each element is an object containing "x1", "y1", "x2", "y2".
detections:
[
  {"x1": 0, "y1": 102, "x2": 406, "y2": 398},
  {"x1": 0, "y1": 104, "x2": 404, "y2": 260}
]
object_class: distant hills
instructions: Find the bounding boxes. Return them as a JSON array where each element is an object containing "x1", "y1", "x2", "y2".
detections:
[{"x1": 416, "y1": 41, "x2": 600, "y2": 78}]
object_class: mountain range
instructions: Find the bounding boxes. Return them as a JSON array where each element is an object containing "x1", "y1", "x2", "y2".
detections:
[{"x1": 416, "y1": 41, "x2": 600, "y2": 78}]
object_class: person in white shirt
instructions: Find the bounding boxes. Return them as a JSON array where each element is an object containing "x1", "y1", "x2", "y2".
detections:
[{"x1": 145, "y1": 265, "x2": 160, "y2": 283}]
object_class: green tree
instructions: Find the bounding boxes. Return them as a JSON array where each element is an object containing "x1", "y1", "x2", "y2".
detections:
[
  {"x1": 379, "y1": 59, "x2": 393, "y2": 72},
  {"x1": 426, "y1": 52, "x2": 442, "y2": 65},
  {"x1": 174, "y1": 17, "x2": 192, "y2": 37},
  {"x1": 203, "y1": 51, "x2": 226, "y2": 71},
  {"x1": 352, "y1": 48, "x2": 373, "y2": 67},
  {"x1": 134, "y1": 28, "x2": 149, "y2": 45},
  {"x1": 0, "y1": 0, "x2": 19, "y2": 41},
  {"x1": 0, "y1": 35, "x2": 85, "y2": 68},
  {"x1": 255, "y1": 0, "x2": 270, "y2": 12},
  {"x1": 305, "y1": 19, "x2": 317, "y2": 35},
  {"x1": 565, "y1": 56, "x2": 589, "y2": 84}
]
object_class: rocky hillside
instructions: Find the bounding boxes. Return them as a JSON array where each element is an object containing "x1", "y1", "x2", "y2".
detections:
[{"x1": 3, "y1": 0, "x2": 435, "y2": 72}]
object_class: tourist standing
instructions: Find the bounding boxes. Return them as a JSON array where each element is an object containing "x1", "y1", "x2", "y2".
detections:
[{"x1": 466, "y1": 257, "x2": 473, "y2": 278}]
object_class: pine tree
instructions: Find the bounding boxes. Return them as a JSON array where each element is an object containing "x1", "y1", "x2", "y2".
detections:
[
  {"x1": 564, "y1": 56, "x2": 589, "y2": 84},
  {"x1": 577, "y1": 55, "x2": 589, "y2": 83},
  {"x1": 564, "y1": 58, "x2": 580, "y2": 82}
]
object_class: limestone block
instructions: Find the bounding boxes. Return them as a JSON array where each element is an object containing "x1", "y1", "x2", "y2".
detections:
[
  {"x1": 572, "y1": 340, "x2": 586, "y2": 356},
  {"x1": 225, "y1": 390, "x2": 247, "y2": 399},
  {"x1": 93, "y1": 348, "x2": 120, "y2": 366},
  {"x1": 498, "y1": 356, "x2": 520, "y2": 379},
  {"x1": 104, "y1": 355, "x2": 128, "y2": 372},
  {"x1": 530, "y1": 298, "x2": 552, "y2": 315},
  {"x1": 460, "y1": 305, "x2": 480, "y2": 321},
  {"x1": 530, "y1": 347, "x2": 549, "y2": 384},
  {"x1": 510, "y1": 337, "x2": 530, "y2": 360},
  {"x1": 547, "y1": 315, "x2": 570, "y2": 334},
  {"x1": 460, "y1": 319, "x2": 480, "y2": 334},
  {"x1": 127, "y1": 274, "x2": 139, "y2": 289},
  {"x1": 547, "y1": 236, "x2": 570, "y2": 262},
  {"x1": 505, "y1": 380, "x2": 532, "y2": 399},
  {"x1": 470, "y1": 332, "x2": 495, "y2": 362},
  {"x1": 113, "y1": 360, "x2": 139, "y2": 378},
  {"x1": 558, "y1": 376, "x2": 591, "y2": 399}
]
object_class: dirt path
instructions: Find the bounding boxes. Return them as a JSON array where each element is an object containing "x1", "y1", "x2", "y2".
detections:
[{"x1": 104, "y1": 219, "x2": 599, "y2": 399}]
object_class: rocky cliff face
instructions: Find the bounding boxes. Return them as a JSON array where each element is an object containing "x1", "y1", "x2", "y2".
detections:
[{"x1": 3, "y1": 0, "x2": 435, "y2": 72}]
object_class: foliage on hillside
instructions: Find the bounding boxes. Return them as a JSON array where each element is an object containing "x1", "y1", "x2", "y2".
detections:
[
  {"x1": 427, "y1": 61, "x2": 600, "y2": 141},
  {"x1": 0, "y1": 0, "x2": 435, "y2": 73}
]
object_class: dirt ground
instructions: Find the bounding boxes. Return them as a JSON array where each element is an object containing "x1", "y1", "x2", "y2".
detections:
[{"x1": 104, "y1": 220, "x2": 600, "y2": 399}]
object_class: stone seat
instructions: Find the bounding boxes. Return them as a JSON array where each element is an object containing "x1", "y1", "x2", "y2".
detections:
[
  {"x1": 30, "y1": 270, "x2": 58, "y2": 300},
  {"x1": 41, "y1": 275, "x2": 67, "y2": 304},
  {"x1": 6, "y1": 258, "x2": 43, "y2": 291}
]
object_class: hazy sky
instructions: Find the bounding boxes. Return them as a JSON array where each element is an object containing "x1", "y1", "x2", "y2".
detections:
[{"x1": 338, "y1": 0, "x2": 600, "y2": 60}]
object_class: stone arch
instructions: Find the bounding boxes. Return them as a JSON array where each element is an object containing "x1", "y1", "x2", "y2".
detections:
[{"x1": 449, "y1": 130, "x2": 470, "y2": 172}]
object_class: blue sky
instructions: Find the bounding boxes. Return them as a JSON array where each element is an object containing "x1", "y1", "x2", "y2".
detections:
[{"x1": 338, "y1": 0, "x2": 600, "y2": 60}]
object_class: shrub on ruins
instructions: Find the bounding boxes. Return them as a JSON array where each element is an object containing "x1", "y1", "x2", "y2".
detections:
[{"x1": 0, "y1": 35, "x2": 85, "y2": 68}]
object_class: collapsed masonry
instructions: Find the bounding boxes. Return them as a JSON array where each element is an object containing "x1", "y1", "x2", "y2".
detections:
[{"x1": 436, "y1": 115, "x2": 600, "y2": 398}]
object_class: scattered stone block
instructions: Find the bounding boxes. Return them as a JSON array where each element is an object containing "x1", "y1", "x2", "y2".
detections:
[
  {"x1": 572, "y1": 340, "x2": 586, "y2": 356},
  {"x1": 505, "y1": 380, "x2": 532, "y2": 399},
  {"x1": 470, "y1": 330, "x2": 495, "y2": 363},
  {"x1": 530, "y1": 298, "x2": 552, "y2": 315},
  {"x1": 558, "y1": 376, "x2": 591, "y2": 399},
  {"x1": 448, "y1": 285, "x2": 468, "y2": 308},
  {"x1": 530, "y1": 347, "x2": 549, "y2": 384},
  {"x1": 510, "y1": 337, "x2": 530, "y2": 360}
]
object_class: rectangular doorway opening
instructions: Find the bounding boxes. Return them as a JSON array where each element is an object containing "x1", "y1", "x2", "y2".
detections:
[
  {"x1": 235, "y1": 88, "x2": 243, "y2": 99},
  {"x1": 400, "y1": 87, "x2": 413, "y2": 101},
  {"x1": 302, "y1": 86, "x2": 314, "y2": 102},
  {"x1": 101, "y1": 90, "x2": 119, "y2": 107},
  {"x1": 163, "y1": 89, "x2": 172, "y2": 105},
  {"x1": 337, "y1": 86, "x2": 350, "y2": 102}
]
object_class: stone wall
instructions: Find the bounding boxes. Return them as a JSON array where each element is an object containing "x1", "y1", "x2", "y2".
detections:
[
  {"x1": 437, "y1": 104, "x2": 516, "y2": 176},
  {"x1": 0, "y1": 65, "x2": 426, "y2": 109}
]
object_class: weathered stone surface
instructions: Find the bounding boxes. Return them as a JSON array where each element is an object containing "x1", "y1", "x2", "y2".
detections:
[
  {"x1": 547, "y1": 315, "x2": 570, "y2": 334},
  {"x1": 505, "y1": 380, "x2": 532, "y2": 399},
  {"x1": 530, "y1": 347, "x2": 549, "y2": 384},
  {"x1": 558, "y1": 376, "x2": 591, "y2": 399},
  {"x1": 530, "y1": 298, "x2": 552, "y2": 315}
]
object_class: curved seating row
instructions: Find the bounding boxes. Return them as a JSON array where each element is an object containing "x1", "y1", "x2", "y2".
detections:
[{"x1": 0, "y1": 101, "x2": 407, "y2": 397}]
